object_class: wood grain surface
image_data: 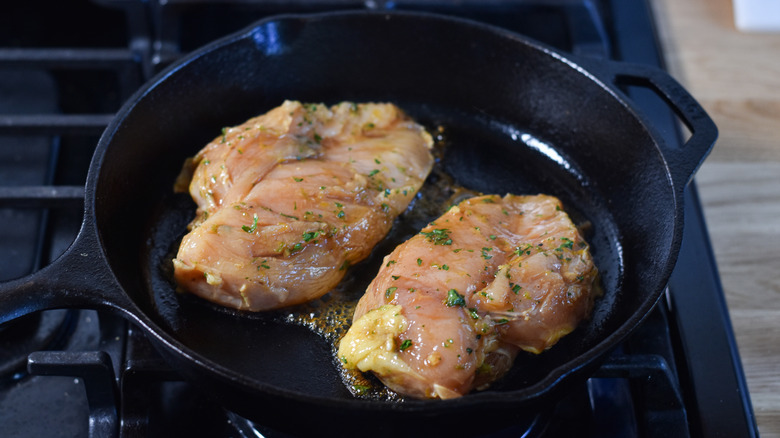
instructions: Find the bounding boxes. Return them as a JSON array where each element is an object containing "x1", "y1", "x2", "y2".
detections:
[{"x1": 652, "y1": 0, "x2": 780, "y2": 435}]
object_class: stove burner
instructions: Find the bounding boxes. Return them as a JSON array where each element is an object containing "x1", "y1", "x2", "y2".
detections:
[
  {"x1": 0, "y1": 310, "x2": 78, "y2": 379},
  {"x1": 226, "y1": 409, "x2": 553, "y2": 438}
]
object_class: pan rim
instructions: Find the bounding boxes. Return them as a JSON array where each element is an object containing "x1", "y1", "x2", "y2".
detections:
[{"x1": 87, "y1": 9, "x2": 685, "y2": 413}]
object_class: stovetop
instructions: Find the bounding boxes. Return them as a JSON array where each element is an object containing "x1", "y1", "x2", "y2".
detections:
[{"x1": 0, "y1": 1, "x2": 758, "y2": 437}]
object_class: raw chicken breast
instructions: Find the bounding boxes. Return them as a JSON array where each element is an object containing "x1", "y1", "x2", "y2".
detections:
[
  {"x1": 338, "y1": 194, "x2": 599, "y2": 399},
  {"x1": 173, "y1": 101, "x2": 434, "y2": 311}
]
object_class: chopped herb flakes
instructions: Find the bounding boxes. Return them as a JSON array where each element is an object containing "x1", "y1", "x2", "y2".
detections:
[
  {"x1": 302, "y1": 231, "x2": 322, "y2": 242},
  {"x1": 352, "y1": 384, "x2": 370, "y2": 395},
  {"x1": 334, "y1": 202, "x2": 346, "y2": 219},
  {"x1": 385, "y1": 287, "x2": 398, "y2": 299},
  {"x1": 514, "y1": 244, "x2": 533, "y2": 256},
  {"x1": 241, "y1": 214, "x2": 258, "y2": 233},
  {"x1": 420, "y1": 228, "x2": 453, "y2": 245},
  {"x1": 399, "y1": 339, "x2": 412, "y2": 351},
  {"x1": 445, "y1": 289, "x2": 466, "y2": 307}
]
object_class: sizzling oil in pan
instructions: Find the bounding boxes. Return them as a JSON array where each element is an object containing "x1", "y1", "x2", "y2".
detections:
[{"x1": 145, "y1": 119, "x2": 621, "y2": 402}]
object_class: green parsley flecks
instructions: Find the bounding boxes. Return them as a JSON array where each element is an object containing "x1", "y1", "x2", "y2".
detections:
[
  {"x1": 445, "y1": 289, "x2": 466, "y2": 307},
  {"x1": 420, "y1": 228, "x2": 453, "y2": 245},
  {"x1": 241, "y1": 213, "x2": 258, "y2": 233}
]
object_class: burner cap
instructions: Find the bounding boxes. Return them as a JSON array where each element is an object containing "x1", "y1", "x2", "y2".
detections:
[{"x1": 0, "y1": 309, "x2": 78, "y2": 379}]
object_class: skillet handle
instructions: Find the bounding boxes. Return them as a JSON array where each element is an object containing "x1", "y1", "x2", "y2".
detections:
[
  {"x1": 0, "y1": 216, "x2": 134, "y2": 325},
  {"x1": 606, "y1": 62, "x2": 718, "y2": 189}
]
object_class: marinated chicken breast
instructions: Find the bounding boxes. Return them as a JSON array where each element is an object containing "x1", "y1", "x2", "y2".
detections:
[
  {"x1": 338, "y1": 194, "x2": 599, "y2": 399},
  {"x1": 173, "y1": 101, "x2": 434, "y2": 311}
]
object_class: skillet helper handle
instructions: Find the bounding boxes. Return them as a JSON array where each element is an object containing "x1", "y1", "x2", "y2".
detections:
[
  {"x1": 0, "y1": 219, "x2": 131, "y2": 325},
  {"x1": 608, "y1": 62, "x2": 718, "y2": 189}
]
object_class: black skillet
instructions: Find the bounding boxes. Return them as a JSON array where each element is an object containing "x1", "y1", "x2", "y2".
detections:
[{"x1": 0, "y1": 11, "x2": 715, "y2": 436}]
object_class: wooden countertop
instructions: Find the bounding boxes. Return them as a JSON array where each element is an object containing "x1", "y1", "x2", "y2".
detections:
[{"x1": 651, "y1": 0, "x2": 780, "y2": 435}]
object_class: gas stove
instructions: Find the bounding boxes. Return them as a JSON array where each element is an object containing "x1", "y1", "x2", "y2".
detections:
[{"x1": 0, "y1": 1, "x2": 758, "y2": 437}]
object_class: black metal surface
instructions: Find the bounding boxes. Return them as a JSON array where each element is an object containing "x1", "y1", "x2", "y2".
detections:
[
  {"x1": 0, "y1": 310, "x2": 77, "y2": 377},
  {"x1": 606, "y1": 0, "x2": 758, "y2": 435},
  {"x1": 668, "y1": 188, "x2": 759, "y2": 438},
  {"x1": 0, "y1": 310, "x2": 127, "y2": 438},
  {"x1": 28, "y1": 351, "x2": 119, "y2": 438},
  {"x1": 0, "y1": 0, "x2": 756, "y2": 437}
]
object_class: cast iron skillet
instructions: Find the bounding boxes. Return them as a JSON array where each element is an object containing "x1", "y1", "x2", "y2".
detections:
[{"x1": 0, "y1": 11, "x2": 715, "y2": 436}]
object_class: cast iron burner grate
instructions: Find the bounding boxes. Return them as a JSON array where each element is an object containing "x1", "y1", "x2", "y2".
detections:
[
  {"x1": 19, "y1": 305, "x2": 685, "y2": 438},
  {"x1": 20, "y1": 303, "x2": 688, "y2": 437},
  {"x1": 0, "y1": 0, "x2": 757, "y2": 437}
]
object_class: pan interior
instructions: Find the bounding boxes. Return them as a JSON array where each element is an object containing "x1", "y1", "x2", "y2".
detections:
[
  {"x1": 140, "y1": 108, "x2": 625, "y2": 399},
  {"x1": 91, "y1": 12, "x2": 675, "y2": 404}
]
